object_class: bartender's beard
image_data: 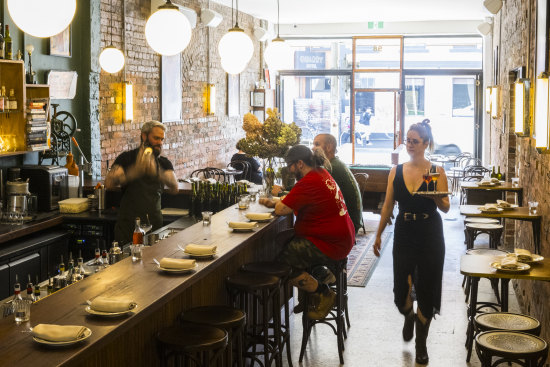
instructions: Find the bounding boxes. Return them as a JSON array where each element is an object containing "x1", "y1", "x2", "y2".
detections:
[{"x1": 144, "y1": 140, "x2": 162, "y2": 156}]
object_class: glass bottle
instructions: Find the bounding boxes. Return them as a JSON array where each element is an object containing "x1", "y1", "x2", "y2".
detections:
[
  {"x1": 101, "y1": 247, "x2": 108, "y2": 265},
  {"x1": 59, "y1": 255, "x2": 65, "y2": 274},
  {"x1": 67, "y1": 252, "x2": 74, "y2": 272},
  {"x1": 25, "y1": 274, "x2": 36, "y2": 303},
  {"x1": 33, "y1": 275, "x2": 41, "y2": 301},
  {"x1": 47, "y1": 273, "x2": 53, "y2": 295},
  {"x1": 490, "y1": 166, "x2": 496, "y2": 178},
  {"x1": 94, "y1": 247, "x2": 102, "y2": 265},
  {"x1": 496, "y1": 166, "x2": 503, "y2": 181},
  {"x1": 0, "y1": 23, "x2": 4, "y2": 59},
  {"x1": 8, "y1": 88, "x2": 16, "y2": 111},
  {"x1": 4, "y1": 25, "x2": 12, "y2": 60},
  {"x1": 12, "y1": 275, "x2": 30, "y2": 322},
  {"x1": 0, "y1": 86, "x2": 6, "y2": 112},
  {"x1": 132, "y1": 217, "x2": 144, "y2": 261}
]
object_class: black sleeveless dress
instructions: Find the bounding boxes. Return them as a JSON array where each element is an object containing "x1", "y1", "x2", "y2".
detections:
[{"x1": 392, "y1": 164, "x2": 445, "y2": 318}]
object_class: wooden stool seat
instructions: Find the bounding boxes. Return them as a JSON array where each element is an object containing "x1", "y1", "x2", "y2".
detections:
[
  {"x1": 465, "y1": 223, "x2": 503, "y2": 250},
  {"x1": 226, "y1": 272, "x2": 280, "y2": 291},
  {"x1": 475, "y1": 331, "x2": 548, "y2": 367},
  {"x1": 157, "y1": 323, "x2": 228, "y2": 367},
  {"x1": 475, "y1": 312, "x2": 541, "y2": 334},
  {"x1": 466, "y1": 223, "x2": 503, "y2": 230},
  {"x1": 241, "y1": 262, "x2": 292, "y2": 278},
  {"x1": 181, "y1": 306, "x2": 246, "y2": 367}
]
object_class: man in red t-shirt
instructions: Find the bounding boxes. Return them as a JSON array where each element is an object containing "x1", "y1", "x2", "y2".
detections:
[{"x1": 260, "y1": 145, "x2": 355, "y2": 319}]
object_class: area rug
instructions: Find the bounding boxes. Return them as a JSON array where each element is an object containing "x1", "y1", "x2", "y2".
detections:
[{"x1": 347, "y1": 231, "x2": 393, "y2": 287}]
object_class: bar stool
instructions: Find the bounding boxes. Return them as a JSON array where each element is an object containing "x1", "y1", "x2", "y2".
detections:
[
  {"x1": 299, "y1": 258, "x2": 347, "y2": 365},
  {"x1": 180, "y1": 306, "x2": 246, "y2": 367},
  {"x1": 475, "y1": 330, "x2": 548, "y2": 367},
  {"x1": 156, "y1": 323, "x2": 228, "y2": 367},
  {"x1": 240, "y1": 262, "x2": 293, "y2": 367},
  {"x1": 465, "y1": 223, "x2": 503, "y2": 250},
  {"x1": 226, "y1": 272, "x2": 283, "y2": 367}
]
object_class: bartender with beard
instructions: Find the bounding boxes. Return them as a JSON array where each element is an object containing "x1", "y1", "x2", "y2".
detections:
[{"x1": 106, "y1": 121, "x2": 179, "y2": 244}]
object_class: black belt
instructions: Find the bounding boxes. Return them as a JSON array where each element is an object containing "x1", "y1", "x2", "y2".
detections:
[{"x1": 402, "y1": 212, "x2": 430, "y2": 221}]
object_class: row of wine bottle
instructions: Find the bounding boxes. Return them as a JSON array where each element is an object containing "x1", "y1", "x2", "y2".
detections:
[
  {"x1": 190, "y1": 181, "x2": 249, "y2": 218},
  {"x1": 491, "y1": 166, "x2": 504, "y2": 181}
]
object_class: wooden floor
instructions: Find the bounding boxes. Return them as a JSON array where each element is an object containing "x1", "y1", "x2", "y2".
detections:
[{"x1": 282, "y1": 196, "x2": 522, "y2": 366}]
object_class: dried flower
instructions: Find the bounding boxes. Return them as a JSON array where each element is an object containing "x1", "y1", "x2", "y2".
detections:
[{"x1": 238, "y1": 108, "x2": 302, "y2": 159}]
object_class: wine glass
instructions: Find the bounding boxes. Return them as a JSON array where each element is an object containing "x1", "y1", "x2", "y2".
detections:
[
  {"x1": 140, "y1": 214, "x2": 153, "y2": 234},
  {"x1": 430, "y1": 172, "x2": 440, "y2": 192},
  {"x1": 422, "y1": 170, "x2": 432, "y2": 192}
]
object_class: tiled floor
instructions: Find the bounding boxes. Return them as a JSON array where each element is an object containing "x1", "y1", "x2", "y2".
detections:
[{"x1": 283, "y1": 197, "x2": 521, "y2": 366}]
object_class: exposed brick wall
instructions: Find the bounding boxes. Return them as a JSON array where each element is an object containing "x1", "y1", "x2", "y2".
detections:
[
  {"x1": 99, "y1": 0, "x2": 261, "y2": 177},
  {"x1": 494, "y1": 0, "x2": 550, "y2": 348}
]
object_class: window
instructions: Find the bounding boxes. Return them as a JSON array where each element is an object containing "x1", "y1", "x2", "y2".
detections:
[
  {"x1": 452, "y1": 78, "x2": 475, "y2": 117},
  {"x1": 403, "y1": 37, "x2": 482, "y2": 69},
  {"x1": 405, "y1": 78, "x2": 425, "y2": 116}
]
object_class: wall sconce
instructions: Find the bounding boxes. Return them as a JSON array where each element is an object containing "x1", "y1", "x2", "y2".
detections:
[
  {"x1": 205, "y1": 83, "x2": 216, "y2": 115},
  {"x1": 513, "y1": 78, "x2": 529, "y2": 136},
  {"x1": 483, "y1": 0, "x2": 503, "y2": 14},
  {"x1": 534, "y1": 73, "x2": 549, "y2": 150},
  {"x1": 124, "y1": 82, "x2": 133, "y2": 122},
  {"x1": 485, "y1": 87, "x2": 492, "y2": 114},
  {"x1": 490, "y1": 86, "x2": 499, "y2": 118}
]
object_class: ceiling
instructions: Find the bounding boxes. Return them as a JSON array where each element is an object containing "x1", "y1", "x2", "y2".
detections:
[{"x1": 211, "y1": 0, "x2": 490, "y2": 25}]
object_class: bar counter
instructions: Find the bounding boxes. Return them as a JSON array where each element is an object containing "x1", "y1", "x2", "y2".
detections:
[{"x1": 0, "y1": 203, "x2": 291, "y2": 366}]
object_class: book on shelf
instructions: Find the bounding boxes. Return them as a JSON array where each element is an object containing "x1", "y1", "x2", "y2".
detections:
[
  {"x1": 27, "y1": 117, "x2": 47, "y2": 123},
  {"x1": 26, "y1": 108, "x2": 46, "y2": 113},
  {"x1": 27, "y1": 125, "x2": 48, "y2": 133},
  {"x1": 27, "y1": 143, "x2": 50, "y2": 151}
]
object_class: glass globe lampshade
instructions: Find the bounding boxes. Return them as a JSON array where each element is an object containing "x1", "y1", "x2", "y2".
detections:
[
  {"x1": 7, "y1": 0, "x2": 76, "y2": 38},
  {"x1": 145, "y1": 5, "x2": 192, "y2": 56},
  {"x1": 99, "y1": 46, "x2": 125, "y2": 74},
  {"x1": 264, "y1": 38, "x2": 293, "y2": 72},
  {"x1": 218, "y1": 27, "x2": 254, "y2": 75}
]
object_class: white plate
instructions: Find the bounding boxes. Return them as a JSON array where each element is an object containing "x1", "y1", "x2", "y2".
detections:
[
  {"x1": 477, "y1": 182, "x2": 498, "y2": 186},
  {"x1": 184, "y1": 252, "x2": 217, "y2": 259},
  {"x1": 33, "y1": 327, "x2": 92, "y2": 346},
  {"x1": 517, "y1": 254, "x2": 544, "y2": 264},
  {"x1": 490, "y1": 261, "x2": 530, "y2": 273},
  {"x1": 157, "y1": 264, "x2": 198, "y2": 273},
  {"x1": 85, "y1": 304, "x2": 137, "y2": 317},
  {"x1": 477, "y1": 207, "x2": 504, "y2": 213}
]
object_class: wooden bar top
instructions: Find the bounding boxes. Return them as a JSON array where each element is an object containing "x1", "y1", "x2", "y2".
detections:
[
  {"x1": 0, "y1": 203, "x2": 285, "y2": 366},
  {"x1": 460, "y1": 254, "x2": 550, "y2": 280}
]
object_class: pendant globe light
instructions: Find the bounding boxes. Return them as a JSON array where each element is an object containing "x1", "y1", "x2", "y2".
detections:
[
  {"x1": 218, "y1": 0, "x2": 253, "y2": 75},
  {"x1": 264, "y1": 0, "x2": 293, "y2": 72},
  {"x1": 99, "y1": 0, "x2": 125, "y2": 74},
  {"x1": 145, "y1": 0, "x2": 192, "y2": 56},
  {"x1": 7, "y1": 0, "x2": 76, "y2": 38}
]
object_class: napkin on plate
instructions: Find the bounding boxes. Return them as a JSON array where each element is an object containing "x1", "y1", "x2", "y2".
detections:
[
  {"x1": 490, "y1": 177, "x2": 500, "y2": 183},
  {"x1": 90, "y1": 296, "x2": 137, "y2": 313},
  {"x1": 514, "y1": 248, "x2": 532, "y2": 262},
  {"x1": 32, "y1": 324, "x2": 87, "y2": 342},
  {"x1": 245, "y1": 213, "x2": 272, "y2": 221},
  {"x1": 496, "y1": 200, "x2": 511, "y2": 208},
  {"x1": 500, "y1": 255, "x2": 518, "y2": 269},
  {"x1": 159, "y1": 258, "x2": 196, "y2": 269},
  {"x1": 184, "y1": 244, "x2": 217, "y2": 255},
  {"x1": 479, "y1": 179, "x2": 492, "y2": 185},
  {"x1": 228, "y1": 221, "x2": 258, "y2": 229}
]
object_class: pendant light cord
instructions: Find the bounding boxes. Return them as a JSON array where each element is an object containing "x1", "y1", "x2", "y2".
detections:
[
  {"x1": 277, "y1": 0, "x2": 280, "y2": 37},
  {"x1": 110, "y1": 0, "x2": 113, "y2": 46},
  {"x1": 235, "y1": 0, "x2": 239, "y2": 28}
]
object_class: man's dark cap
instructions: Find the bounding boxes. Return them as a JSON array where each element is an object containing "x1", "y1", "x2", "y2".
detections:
[{"x1": 284, "y1": 145, "x2": 312, "y2": 165}]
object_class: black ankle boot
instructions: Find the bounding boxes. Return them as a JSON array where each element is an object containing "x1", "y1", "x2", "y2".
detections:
[
  {"x1": 402, "y1": 308, "x2": 414, "y2": 342},
  {"x1": 415, "y1": 316, "x2": 431, "y2": 365}
]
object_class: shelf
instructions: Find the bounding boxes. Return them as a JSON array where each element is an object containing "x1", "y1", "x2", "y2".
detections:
[
  {"x1": 0, "y1": 150, "x2": 31, "y2": 157},
  {"x1": 25, "y1": 84, "x2": 49, "y2": 88}
]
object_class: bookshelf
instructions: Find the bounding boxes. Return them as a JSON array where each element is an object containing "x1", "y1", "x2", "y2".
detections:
[{"x1": 250, "y1": 89, "x2": 275, "y2": 121}]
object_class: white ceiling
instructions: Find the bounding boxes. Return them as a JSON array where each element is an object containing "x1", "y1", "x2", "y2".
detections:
[{"x1": 211, "y1": 0, "x2": 490, "y2": 25}]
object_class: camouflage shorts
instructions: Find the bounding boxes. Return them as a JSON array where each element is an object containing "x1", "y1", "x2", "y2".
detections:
[{"x1": 277, "y1": 237, "x2": 333, "y2": 278}]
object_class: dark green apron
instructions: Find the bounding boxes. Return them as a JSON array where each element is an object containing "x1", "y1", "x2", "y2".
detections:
[{"x1": 114, "y1": 173, "x2": 163, "y2": 245}]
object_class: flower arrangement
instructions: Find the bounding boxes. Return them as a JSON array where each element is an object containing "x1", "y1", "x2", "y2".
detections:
[{"x1": 237, "y1": 108, "x2": 301, "y2": 159}]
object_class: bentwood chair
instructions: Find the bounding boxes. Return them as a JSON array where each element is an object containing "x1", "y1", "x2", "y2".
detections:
[
  {"x1": 228, "y1": 161, "x2": 251, "y2": 182},
  {"x1": 353, "y1": 173, "x2": 369, "y2": 233}
]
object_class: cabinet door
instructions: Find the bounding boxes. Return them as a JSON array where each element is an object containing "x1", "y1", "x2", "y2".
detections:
[
  {"x1": 9, "y1": 253, "x2": 41, "y2": 287},
  {"x1": 0, "y1": 264, "x2": 9, "y2": 300}
]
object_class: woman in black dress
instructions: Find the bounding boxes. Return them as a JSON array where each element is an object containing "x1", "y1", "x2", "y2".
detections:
[{"x1": 373, "y1": 120, "x2": 450, "y2": 365}]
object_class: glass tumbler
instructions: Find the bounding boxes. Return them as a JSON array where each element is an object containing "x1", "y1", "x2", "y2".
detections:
[{"x1": 528, "y1": 201, "x2": 539, "y2": 215}]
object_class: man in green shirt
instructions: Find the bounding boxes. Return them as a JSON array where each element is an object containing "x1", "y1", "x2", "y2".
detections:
[{"x1": 313, "y1": 134, "x2": 364, "y2": 234}]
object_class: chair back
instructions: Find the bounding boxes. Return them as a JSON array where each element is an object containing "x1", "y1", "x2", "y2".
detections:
[
  {"x1": 190, "y1": 167, "x2": 226, "y2": 182},
  {"x1": 353, "y1": 173, "x2": 369, "y2": 198},
  {"x1": 228, "y1": 161, "x2": 251, "y2": 181},
  {"x1": 463, "y1": 165, "x2": 490, "y2": 181}
]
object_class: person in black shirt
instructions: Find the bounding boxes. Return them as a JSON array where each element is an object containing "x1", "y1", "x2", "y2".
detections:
[
  {"x1": 230, "y1": 140, "x2": 263, "y2": 184},
  {"x1": 106, "y1": 121, "x2": 178, "y2": 244}
]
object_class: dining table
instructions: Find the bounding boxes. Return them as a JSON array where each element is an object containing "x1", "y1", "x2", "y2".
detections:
[
  {"x1": 459, "y1": 205, "x2": 542, "y2": 254},
  {"x1": 460, "y1": 181, "x2": 524, "y2": 206},
  {"x1": 460, "y1": 254, "x2": 550, "y2": 361}
]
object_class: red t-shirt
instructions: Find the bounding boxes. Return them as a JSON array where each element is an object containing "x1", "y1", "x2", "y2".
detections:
[{"x1": 282, "y1": 168, "x2": 355, "y2": 260}]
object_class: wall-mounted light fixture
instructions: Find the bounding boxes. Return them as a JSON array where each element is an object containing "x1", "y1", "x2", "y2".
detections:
[
  {"x1": 490, "y1": 86, "x2": 499, "y2": 118},
  {"x1": 534, "y1": 73, "x2": 549, "y2": 150},
  {"x1": 124, "y1": 82, "x2": 133, "y2": 122},
  {"x1": 205, "y1": 83, "x2": 216, "y2": 115},
  {"x1": 485, "y1": 87, "x2": 492, "y2": 114},
  {"x1": 513, "y1": 79, "x2": 529, "y2": 136},
  {"x1": 483, "y1": 0, "x2": 503, "y2": 14},
  {"x1": 477, "y1": 17, "x2": 493, "y2": 36}
]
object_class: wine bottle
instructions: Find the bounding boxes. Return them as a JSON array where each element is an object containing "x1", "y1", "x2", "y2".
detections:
[
  {"x1": 496, "y1": 166, "x2": 502, "y2": 181},
  {"x1": 59, "y1": 255, "x2": 65, "y2": 273},
  {"x1": 490, "y1": 166, "x2": 496, "y2": 178},
  {"x1": 33, "y1": 275, "x2": 41, "y2": 301},
  {"x1": 8, "y1": 89, "x2": 16, "y2": 111},
  {"x1": 0, "y1": 23, "x2": 4, "y2": 59},
  {"x1": 47, "y1": 273, "x2": 53, "y2": 295},
  {"x1": 25, "y1": 274, "x2": 35, "y2": 303},
  {"x1": 132, "y1": 217, "x2": 144, "y2": 261},
  {"x1": 4, "y1": 25, "x2": 12, "y2": 60}
]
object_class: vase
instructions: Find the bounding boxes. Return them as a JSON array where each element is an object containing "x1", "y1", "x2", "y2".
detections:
[{"x1": 262, "y1": 158, "x2": 276, "y2": 196}]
